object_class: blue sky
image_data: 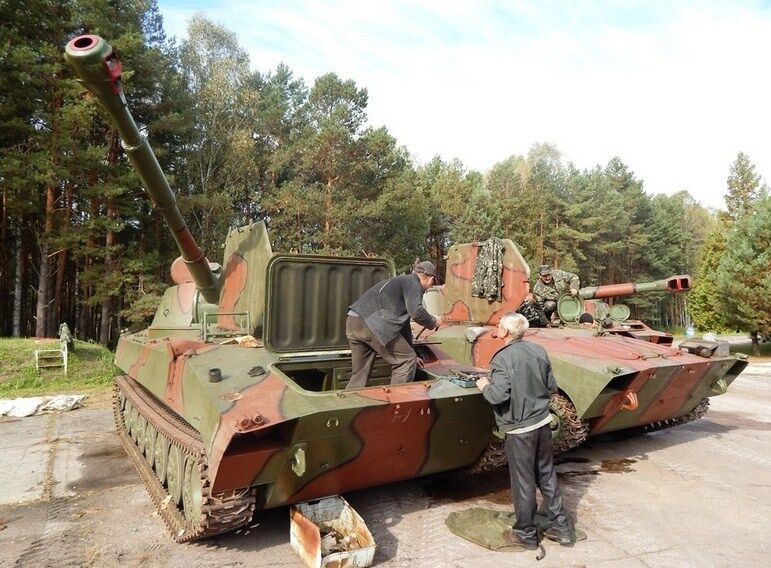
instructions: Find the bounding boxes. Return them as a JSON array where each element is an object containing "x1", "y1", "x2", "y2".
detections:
[{"x1": 157, "y1": 1, "x2": 771, "y2": 209}]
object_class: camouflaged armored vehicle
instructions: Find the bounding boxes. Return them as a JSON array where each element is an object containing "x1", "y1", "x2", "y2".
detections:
[
  {"x1": 421, "y1": 238, "x2": 749, "y2": 464},
  {"x1": 65, "y1": 35, "x2": 502, "y2": 542},
  {"x1": 66, "y1": 34, "x2": 748, "y2": 543}
]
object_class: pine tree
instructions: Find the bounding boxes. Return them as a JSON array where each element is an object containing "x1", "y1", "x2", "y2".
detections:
[
  {"x1": 715, "y1": 197, "x2": 771, "y2": 354},
  {"x1": 725, "y1": 152, "x2": 766, "y2": 222},
  {"x1": 687, "y1": 224, "x2": 729, "y2": 332}
]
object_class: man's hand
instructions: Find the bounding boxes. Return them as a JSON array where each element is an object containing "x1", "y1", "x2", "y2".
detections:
[
  {"x1": 416, "y1": 357, "x2": 425, "y2": 368},
  {"x1": 569, "y1": 288, "x2": 578, "y2": 297},
  {"x1": 433, "y1": 315, "x2": 444, "y2": 329},
  {"x1": 476, "y1": 376, "x2": 490, "y2": 390}
]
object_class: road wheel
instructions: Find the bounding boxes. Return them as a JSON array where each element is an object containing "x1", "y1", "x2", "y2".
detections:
[
  {"x1": 136, "y1": 415, "x2": 148, "y2": 454},
  {"x1": 154, "y1": 432, "x2": 169, "y2": 485},
  {"x1": 167, "y1": 444, "x2": 184, "y2": 505},
  {"x1": 182, "y1": 456, "x2": 204, "y2": 523},
  {"x1": 549, "y1": 393, "x2": 589, "y2": 454},
  {"x1": 144, "y1": 423, "x2": 157, "y2": 468},
  {"x1": 122, "y1": 401, "x2": 132, "y2": 432},
  {"x1": 129, "y1": 405, "x2": 140, "y2": 442}
]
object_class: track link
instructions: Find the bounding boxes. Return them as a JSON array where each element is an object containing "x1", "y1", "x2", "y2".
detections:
[{"x1": 113, "y1": 375, "x2": 255, "y2": 542}]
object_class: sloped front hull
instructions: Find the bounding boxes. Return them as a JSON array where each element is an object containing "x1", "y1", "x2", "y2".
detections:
[{"x1": 427, "y1": 326, "x2": 746, "y2": 436}]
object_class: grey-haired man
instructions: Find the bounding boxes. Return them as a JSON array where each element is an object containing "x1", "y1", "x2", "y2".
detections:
[
  {"x1": 476, "y1": 312, "x2": 574, "y2": 550},
  {"x1": 345, "y1": 261, "x2": 443, "y2": 389}
]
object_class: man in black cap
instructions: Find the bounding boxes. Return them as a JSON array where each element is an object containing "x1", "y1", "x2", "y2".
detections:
[
  {"x1": 532, "y1": 264, "x2": 580, "y2": 321},
  {"x1": 345, "y1": 261, "x2": 443, "y2": 389}
]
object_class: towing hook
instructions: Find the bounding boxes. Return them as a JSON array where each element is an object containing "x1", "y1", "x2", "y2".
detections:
[{"x1": 620, "y1": 391, "x2": 639, "y2": 411}]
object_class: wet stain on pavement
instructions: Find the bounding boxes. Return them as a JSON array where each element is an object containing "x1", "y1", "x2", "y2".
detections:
[
  {"x1": 599, "y1": 458, "x2": 636, "y2": 473},
  {"x1": 67, "y1": 439, "x2": 136, "y2": 492}
]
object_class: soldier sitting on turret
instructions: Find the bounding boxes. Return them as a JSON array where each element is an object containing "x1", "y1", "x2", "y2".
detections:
[{"x1": 532, "y1": 265, "x2": 580, "y2": 322}]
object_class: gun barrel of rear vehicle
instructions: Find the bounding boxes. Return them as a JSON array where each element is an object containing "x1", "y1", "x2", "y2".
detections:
[
  {"x1": 64, "y1": 35, "x2": 219, "y2": 304},
  {"x1": 578, "y1": 274, "x2": 692, "y2": 300}
]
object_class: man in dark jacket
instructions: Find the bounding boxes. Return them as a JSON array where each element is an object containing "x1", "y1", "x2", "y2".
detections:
[
  {"x1": 345, "y1": 261, "x2": 443, "y2": 389},
  {"x1": 476, "y1": 312, "x2": 574, "y2": 550}
]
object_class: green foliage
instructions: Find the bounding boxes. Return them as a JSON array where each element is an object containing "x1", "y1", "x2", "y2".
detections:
[
  {"x1": 688, "y1": 226, "x2": 729, "y2": 332},
  {"x1": 715, "y1": 197, "x2": 771, "y2": 336},
  {"x1": 725, "y1": 152, "x2": 767, "y2": 222},
  {"x1": 0, "y1": 338, "x2": 116, "y2": 396}
]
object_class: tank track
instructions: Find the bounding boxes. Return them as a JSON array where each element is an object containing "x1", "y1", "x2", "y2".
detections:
[
  {"x1": 636, "y1": 397, "x2": 710, "y2": 434},
  {"x1": 464, "y1": 394, "x2": 589, "y2": 473},
  {"x1": 113, "y1": 375, "x2": 256, "y2": 542}
]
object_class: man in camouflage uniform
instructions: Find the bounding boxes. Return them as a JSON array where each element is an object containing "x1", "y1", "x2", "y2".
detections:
[{"x1": 532, "y1": 265, "x2": 580, "y2": 321}]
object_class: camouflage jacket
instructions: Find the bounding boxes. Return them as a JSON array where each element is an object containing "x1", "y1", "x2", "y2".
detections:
[
  {"x1": 517, "y1": 301, "x2": 549, "y2": 327},
  {"x1": 532, "y1": 269, "x2": 580, "y2": 304}
]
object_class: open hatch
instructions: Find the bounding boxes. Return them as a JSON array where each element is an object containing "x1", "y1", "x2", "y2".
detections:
[{"x1": 264, "y1": 254, "x2": 450, "y2": 391}]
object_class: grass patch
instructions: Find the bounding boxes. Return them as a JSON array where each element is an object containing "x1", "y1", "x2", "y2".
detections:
[{"x1": 0, "y1": 338, "x2": 118, "y2": 398}]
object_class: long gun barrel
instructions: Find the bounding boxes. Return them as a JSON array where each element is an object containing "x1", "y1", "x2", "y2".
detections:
[
  {"x1": 578, "y1": 275, "x2": 692, "y2": 300},
  {"x1": 64, "y1": 35, "x2": 219, "y2": 304}
]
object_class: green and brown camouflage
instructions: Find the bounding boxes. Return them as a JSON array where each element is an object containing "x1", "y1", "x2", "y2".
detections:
[
  {"x1": 421, "y1": 239, "x2": 748, "y2": 449},
  {"x1": 65, "y1": 35, "x2": 503, "y2": 542}
]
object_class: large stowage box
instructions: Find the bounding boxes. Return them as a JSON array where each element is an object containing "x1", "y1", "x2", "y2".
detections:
[{"x1": 290, "y1": 496, "x2": 376, "y2": 568}]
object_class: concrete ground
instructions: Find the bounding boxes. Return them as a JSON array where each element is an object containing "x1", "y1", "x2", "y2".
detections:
[{"x1": 1, "y1": 363, "x2": 769, "y2": 568}]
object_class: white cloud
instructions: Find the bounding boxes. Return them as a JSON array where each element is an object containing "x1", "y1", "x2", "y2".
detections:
[{"x1": 158, "y1": 0, "x2": 771, "y2": 209}]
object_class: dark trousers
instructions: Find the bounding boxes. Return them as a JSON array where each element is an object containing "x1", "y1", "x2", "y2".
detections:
[
  {"x1": 504, "y1": 423, "x2": 570, "y2": 544},
  {"x1": 345, "y1": 315, "x2": 417, "y2": 389}
]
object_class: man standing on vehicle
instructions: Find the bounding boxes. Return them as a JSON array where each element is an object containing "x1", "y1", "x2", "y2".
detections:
[
  {"x1": 476, "y1": 312, "x2": 575, "y2": 550},
  {"x1": 532, "y1": 265, "x2": 580, "y2": 321},
  {"x1": 345, "y1": 261, "x2": 443, "y2": 389}
]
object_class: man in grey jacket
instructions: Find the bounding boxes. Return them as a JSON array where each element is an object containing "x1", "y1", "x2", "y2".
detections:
[
  {"x1": 476, "y1": 312, "x2": 574, "y2": 550},
  {"x1": 345, "y1": 261, "x2": 443, "y2": 389}
]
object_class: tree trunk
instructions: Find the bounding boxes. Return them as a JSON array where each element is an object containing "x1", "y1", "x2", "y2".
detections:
[
  {"x1": 12, "y1": 234, "x2": 22, "y2": 337},
  {"x1": 0, "y1": 188, "x2": 7, "y2": 335},
  {"x1": 50, "y1": 182, "x2": 74, "y2": 335},
  {"x1": 35, "y1": 90, "x2": 62, "y2": 337},
  {"x1": 35, "y1": 244, "x2": 51, "y2": 337},
  {"x1": 750, "y1": 331, "x2": 760, "y2": 357},
  {"x1": 100, "y1": 131, "x2": 120, "y2": 345}
]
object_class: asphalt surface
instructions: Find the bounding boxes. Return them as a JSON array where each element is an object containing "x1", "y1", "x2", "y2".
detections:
[{"x1": 0, "y1": 362, "x2": 769, "y2": 568}]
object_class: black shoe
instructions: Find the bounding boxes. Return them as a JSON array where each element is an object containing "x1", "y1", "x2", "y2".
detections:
[
  {"x1": 502, "y1": 529, "x2": 538, "y2": 551},
  {"x1": 544, "y1": 528, "x2": 575, "y2": 546}
]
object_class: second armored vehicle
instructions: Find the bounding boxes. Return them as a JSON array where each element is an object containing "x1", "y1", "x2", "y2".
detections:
[{"x1": 422, "y1": 239, "x2": 748, "y2": 459}]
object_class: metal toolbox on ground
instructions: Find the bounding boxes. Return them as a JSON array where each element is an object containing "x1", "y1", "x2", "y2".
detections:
[{"x1": 290, "y1": 496, "x2": 376, "y2": 568}]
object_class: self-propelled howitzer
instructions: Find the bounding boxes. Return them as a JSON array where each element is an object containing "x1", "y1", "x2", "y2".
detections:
[
  {"x1": 64, "y1": 34, "x2": 504, "y2": 543},
  {"x1": 421, "y1": 239, "x2": 747, "y2": 456}
]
